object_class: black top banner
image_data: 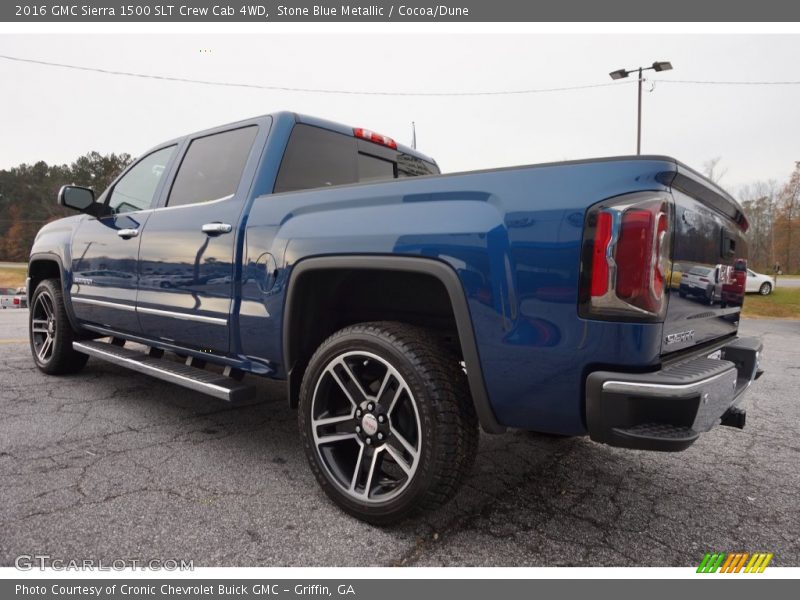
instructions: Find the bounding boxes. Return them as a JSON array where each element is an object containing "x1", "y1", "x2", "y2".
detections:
[{"x1": 4, "y1": 0, "x2": 800, "y2": 22}]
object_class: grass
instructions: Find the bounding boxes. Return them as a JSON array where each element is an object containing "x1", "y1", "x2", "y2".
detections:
[
  {"x1": 0, "y1": 267, "x2": 26, "y2": 289},
  {"x1": 742, "y1": 287, "x2": 800, "y2": 320},
  {"x1": 1, "y1": 263, "x2": 797, "y2": 319}
]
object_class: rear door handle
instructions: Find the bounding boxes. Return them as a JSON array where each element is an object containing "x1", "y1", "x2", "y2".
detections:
[
  {"x1": 202, "y1": 222, "x2": 233, "y2": 235},
  {"x1": 117, "y1": 228, "x2": 139, "y2": 239}
]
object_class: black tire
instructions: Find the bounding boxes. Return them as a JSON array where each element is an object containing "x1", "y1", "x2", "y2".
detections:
[
  {"x1": 759, "y1": 282, "x2": 772, "y2": 296},
  {"x1": 678, "y1": 291, "x2": 686, "y2": 298},
  {"x1": 298, "y1": 321, "x2": 479, "y2": 525},
  {"x1": 29, "y1": 279, "x2": 89, "y2": 375}
]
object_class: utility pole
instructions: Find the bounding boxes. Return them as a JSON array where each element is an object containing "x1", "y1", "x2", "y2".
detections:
[
  {"x1": 636, "y1": 67, "x2": 643, "y2": 155},
  {"x1": 609, "y1": 61, "x2": 673, "y2": 155}
]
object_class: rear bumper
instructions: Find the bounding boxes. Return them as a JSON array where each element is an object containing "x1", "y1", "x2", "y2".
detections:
[{"x1": 586, "y1": 336, "x2": 763, "y2": 451}]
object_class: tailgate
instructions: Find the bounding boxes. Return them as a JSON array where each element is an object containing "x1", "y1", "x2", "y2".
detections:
[{"x1": 662, "y1": 165, "x2": 749, "y2": 354}]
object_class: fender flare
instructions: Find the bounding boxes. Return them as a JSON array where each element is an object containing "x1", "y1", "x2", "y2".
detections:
[
  {"x1": 28, "y1": 252, "x2": 82, "y2": 333},
  {"x1": 282, "y1": 254, "x2": 505, "y2": 434}
]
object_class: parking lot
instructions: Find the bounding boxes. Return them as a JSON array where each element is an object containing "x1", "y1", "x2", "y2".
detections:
[{"x1": 1, "y1": 309, "x2": 798, "y2": 567}]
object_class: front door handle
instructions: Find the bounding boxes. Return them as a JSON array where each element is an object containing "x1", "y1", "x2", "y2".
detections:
[
  {"x1": 202, "y1": 222, "x2": 233, "y2": 235},
  {"x1": 117, "y1": 228, "x2": 139, "y2": 239}
]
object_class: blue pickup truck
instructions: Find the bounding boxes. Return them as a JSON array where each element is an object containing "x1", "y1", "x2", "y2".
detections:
[{"x1": 28, "y1": 112, "x2": 763, "y2": 523}]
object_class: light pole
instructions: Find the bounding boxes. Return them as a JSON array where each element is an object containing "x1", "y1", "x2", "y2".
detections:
[{"x1": 609, "y1": 61, "x2": 673, "y2": 155}]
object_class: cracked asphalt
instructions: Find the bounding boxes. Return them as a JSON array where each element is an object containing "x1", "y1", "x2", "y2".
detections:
[{"x1": 1, "y1": 310, "x2": 798, "y2": 567}]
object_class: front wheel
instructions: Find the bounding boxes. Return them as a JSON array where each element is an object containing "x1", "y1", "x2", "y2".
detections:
[
  {"x1": 759, "y1": 282, "x2": 772, "y2": 295},
  {"x1": 29, "y1": 279, "x2": 88, "y2": 375},
  {"x1": 298, "y1": 321, "x2": 478, "y2": 524}
]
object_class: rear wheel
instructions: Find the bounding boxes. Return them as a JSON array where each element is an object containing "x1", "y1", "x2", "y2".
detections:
[
  {"x1": 298, "y1": 321, "x2": 478, "y2": 524},
  {"x1": 29, "y1": 279, "x2": 88, "y2": 375},
  {"x1": 759, "y1": 282, "x2": 772, "y2": 295}
]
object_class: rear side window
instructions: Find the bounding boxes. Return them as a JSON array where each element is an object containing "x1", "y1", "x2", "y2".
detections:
[
  {"x1": 167, "y1": 126, "x2": 258, "y2": 207},
  {"x1": 274, "y1": 124, "x2": 439, "y2": 193}
]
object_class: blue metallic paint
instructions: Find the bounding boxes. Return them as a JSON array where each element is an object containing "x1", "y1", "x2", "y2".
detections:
[
  {"x1": 31, "y1": 111, "x2": 722, "y2": 435},
  {"x1": 246, "y1": 152, "x2": 675, "y2": 434}
]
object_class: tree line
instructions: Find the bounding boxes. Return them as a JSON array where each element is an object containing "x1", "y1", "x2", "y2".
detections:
[
  {"x1": 0, "y1": 152, "x2": 132, "y2": 261},
  {"x1": 0, "y1": 151, "x2": 798, "y2": 273},
  {"x1": 737, "y1": 161, "x2": 800, "y2": 275}
]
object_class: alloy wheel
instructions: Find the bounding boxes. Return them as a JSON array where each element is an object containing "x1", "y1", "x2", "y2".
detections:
[
  {"x1": 310, "y1": 351, "x2": 421, "y2": 504},
  {"x1": 31, "y1": 291, "x2": 57, "y2": 364}
]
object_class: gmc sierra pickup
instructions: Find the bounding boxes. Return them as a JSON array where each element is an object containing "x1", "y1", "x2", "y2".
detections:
[{"x1": 28, "y1": 112, "x2": 763, "y2": 523}]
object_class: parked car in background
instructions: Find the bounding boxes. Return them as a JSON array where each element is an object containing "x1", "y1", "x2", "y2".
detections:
[
  {"x1": 1, "y1": 286, "x2": 27, "y2": 309},
  {"x1": 678, "y1": 265, "x2": 724, "y2": 304},
  {"x1": 745, "y1": 269, "x2": 776, "y2": 295},
  {"x1": 0, "y1": 287, "x2": 16, "y2": 308}
]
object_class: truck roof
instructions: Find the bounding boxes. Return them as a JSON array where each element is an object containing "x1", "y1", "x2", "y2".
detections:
[{"x1": 157, "y1": 111, "x2": 437, "y2": 167}]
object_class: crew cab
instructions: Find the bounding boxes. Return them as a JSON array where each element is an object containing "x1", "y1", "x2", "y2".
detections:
[{"x1": 27, "y1": 112, "x2": 763, "y2": 523}]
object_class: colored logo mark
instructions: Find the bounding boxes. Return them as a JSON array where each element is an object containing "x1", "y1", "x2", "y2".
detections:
[{"x1": 697, "y1": 552, "x2": 773, "y2": 573}]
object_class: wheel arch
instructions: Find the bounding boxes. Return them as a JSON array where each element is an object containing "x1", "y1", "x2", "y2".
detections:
[
  {"x1": 28, "y1": 253, "x2": 82, "y2": 332},
  {"x1": 282, "y1": 255, "x2": 505, "y2": 433}
]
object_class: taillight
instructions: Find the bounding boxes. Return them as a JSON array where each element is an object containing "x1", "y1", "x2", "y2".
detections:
[
  {"x1": 580, "y1": 192, "x2": 672, "y2": 320},
  {"x1": 590, "y1": 211, "x2": 613, "y2": 297},
  {"x1": 353, "y1": 127, "x2": 398, "y2": 150}
]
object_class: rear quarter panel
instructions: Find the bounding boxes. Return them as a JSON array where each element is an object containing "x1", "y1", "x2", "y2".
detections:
[{"x1": 245, "y1": 158, "x2": 677, "y2": 434}]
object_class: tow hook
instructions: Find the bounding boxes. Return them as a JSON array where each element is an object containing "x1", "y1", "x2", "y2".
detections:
[{"x1": 720, "y1": 406, "x2": 746, "y2": 429}]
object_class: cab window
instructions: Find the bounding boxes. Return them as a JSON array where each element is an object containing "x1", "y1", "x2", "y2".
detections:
[
  {"x1": 167, "y1": 126, "x2": 258, "y2": 207},
  {"x1": 274, "y1": 125, "x2": 357, "y2": 193},
  {"x1": 274, "y1": 124, "x2": 439, "y2": 193},
  {"x1": 108, "y1": 146, "x2": 176, "y2": 214}
]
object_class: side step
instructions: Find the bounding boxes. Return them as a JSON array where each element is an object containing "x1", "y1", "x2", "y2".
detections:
[{"x1": 73, "y1": 340, "x2": 256, "y2": 402}]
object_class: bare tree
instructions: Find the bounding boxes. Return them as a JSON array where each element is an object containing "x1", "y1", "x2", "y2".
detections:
[
  {"x1": 739, "y1": 180, "x2": 778, "y2": 271},
  {"x1": 703, "y1": 157, "x2": 728, "y2": 184},
  {"x1": 778, "y1": 162, "x2": 800, "y2": 273}
]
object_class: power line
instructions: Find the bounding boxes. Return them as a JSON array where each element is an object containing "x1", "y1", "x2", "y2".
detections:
[
  {"x1": 0, "y1": 53, "x2": 635, "y2": 97},
  {"x1": 661, "y1": 79, "x2": 800, "y2": 86}
]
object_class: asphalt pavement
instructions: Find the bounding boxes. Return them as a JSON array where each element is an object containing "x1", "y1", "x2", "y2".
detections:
[
  {"x1": 777, "y1": 277, "x2": 800, "y2": 288},
  {"x1": 1, "y1": 309, "x2": 798, "y2": 567}
]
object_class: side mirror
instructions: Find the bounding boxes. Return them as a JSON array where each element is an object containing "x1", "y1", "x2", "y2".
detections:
[{"x1": 58, "y1": 185, "x2": 95, "y2": 212}]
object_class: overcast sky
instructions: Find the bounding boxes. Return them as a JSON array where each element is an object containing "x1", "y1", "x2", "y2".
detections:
[{"x1": 1, "y1": 33, "x2": 798, "y2": 192}]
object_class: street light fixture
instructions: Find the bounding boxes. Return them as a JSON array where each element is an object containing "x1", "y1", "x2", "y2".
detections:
[{"x1": 608, "y1": 61, "x2": 673, "y2": 154}]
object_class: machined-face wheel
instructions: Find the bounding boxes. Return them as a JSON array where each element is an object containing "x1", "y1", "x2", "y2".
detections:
[
  {"x1": 29, "y1": 278, "x2": 89, "y2": 375},
  {"x1": 31, "y1": 290, "x2": 57, "y2": 364},
  {"x1": 311, "y1": 351, "x2": 421, "y2": 504},
  {"x1": 759, "y1": 282, "x2": 772, "y2": 295},
  {"x1": 299, "y1": 321, "x2": 479, "y2": 524}
]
